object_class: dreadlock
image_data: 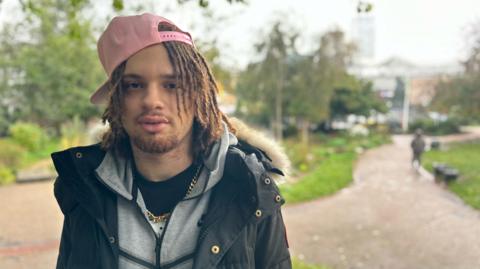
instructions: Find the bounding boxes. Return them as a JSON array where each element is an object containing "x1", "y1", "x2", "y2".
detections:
[{"x1": 100, "y1": 22, "x2": 236, "y2": 159}]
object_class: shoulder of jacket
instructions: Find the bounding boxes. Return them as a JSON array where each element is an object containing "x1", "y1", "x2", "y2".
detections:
[
  {"x1": 225, "y1": 141, "x2": 286, "y2": 213},
  {"x1": 52, "y1": 143, "x2": 108, "y2": 217},
  {"x1": 51, "y1": 143, "x2": 106, "y2": 175}
]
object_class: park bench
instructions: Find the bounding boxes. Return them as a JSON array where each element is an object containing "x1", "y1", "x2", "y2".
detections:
[
  {"x1": 430, "y1": 140, "x2": 441, "y2": 150},
  {"x1": 432, "y1": 163, "x2": 459, "y2": 184}
]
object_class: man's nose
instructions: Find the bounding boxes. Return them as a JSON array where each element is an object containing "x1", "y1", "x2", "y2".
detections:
[{"x1": 142, "y1": 82, "x2": 166, "y2": 109}]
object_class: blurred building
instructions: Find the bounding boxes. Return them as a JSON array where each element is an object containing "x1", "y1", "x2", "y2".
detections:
[
  {"x1": 349, "y1": 14, "x2": 461, "y2": 128},
  {"x1": 352, "y1": 14, "x2": 375, "y2": 65}
]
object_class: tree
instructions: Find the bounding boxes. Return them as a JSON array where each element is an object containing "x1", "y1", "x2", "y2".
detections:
[
  {"x1": 198, "y1": 42, "x2": 234, "y2": 94},
  {"x1": 430, "y1": 21, "x2": 480, "y2": 123},
  {"x1": 330, "y1": 81, "x2": 387, "y2": 118},
  {"x1": 236, "y1": 26, "x2": 361, "y2": 144},
  {"x1": 286, "y1": 29, "x2": 356, "y2": 144},
  {"x1": 236, "y1": 20, "x2": 298, "y2": 141},
  {"x1": 15, "y1": 0, "x2": 246, "y2": 12},
  {"x1": 431, "y1": 77, "x2": 480, "y2": 122},
  {"x1": 0, "y1": 0, "x2": 104, "y2": 132}
]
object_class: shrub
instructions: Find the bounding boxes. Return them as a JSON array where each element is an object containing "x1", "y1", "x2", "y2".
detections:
[
  {"x1": 409, "y1": 119, "x2": 460, "y2": 135},
  {"x1": 0, "y1": 139, "x2": 26, "y2": 169},
  {"x1": 60, "y1": 116, "x2": 89, "y2": 149},
  {"x1": 0, "y1": 166, "x2": 15, "y2": 185},
  {"x1": 9, "y1": 122, "x2": 48, "y2": 152}
]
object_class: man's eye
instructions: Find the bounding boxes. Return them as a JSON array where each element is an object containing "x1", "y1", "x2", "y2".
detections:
[
  {"x1": 123, "y1": 81, "x2": 142, "y2": 90},
  {"x1": 164, "y1": 82, "x2": 177, "y2": 90}
]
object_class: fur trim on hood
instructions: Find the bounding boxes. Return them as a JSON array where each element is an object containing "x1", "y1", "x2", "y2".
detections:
[{"x1": 229, "y1": 117, "x2": 291, "y2": 183}]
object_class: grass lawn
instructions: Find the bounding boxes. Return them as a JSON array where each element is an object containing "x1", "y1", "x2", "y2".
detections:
[
  {"x1": 280, "y1": 132, "x2": 390, "y2": 204},
  {"x1": 423, "y1": 140, "x2": 480, "y2": 209},
  {"x1": 280, "y1": 151, "x2": 355, "y2": 203}
]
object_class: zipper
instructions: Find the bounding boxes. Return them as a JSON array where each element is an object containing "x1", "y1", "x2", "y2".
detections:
[
  {"x1": 156, "y1": 165, "x2": 205, "y2": 267},
  {"x1": 94, "y1": 169, "x2": 181, "y2": 268},
  {"x1": 130, "y1": 185, "x2": 164, "y2": 267},
  {"x1": 155, "y1": 202, "x2": 176, "y2": 268},
  {"x1": 130, "y1": 178, "x2": 178, "y2": 269},
  {"x1": 93, "y1": 170, "x2": 161, "y2": 265},
  {"x1": 155, "y1": 236, "x2": 161, "y2": 268}
]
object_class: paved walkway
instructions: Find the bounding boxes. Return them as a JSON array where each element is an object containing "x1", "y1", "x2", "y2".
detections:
[
  {"x1": 283, "y1": 134, "x2": 480, "y2": 269},
  {"x1": 0, "y1": 180, "x2": 61, "y2": 269}
]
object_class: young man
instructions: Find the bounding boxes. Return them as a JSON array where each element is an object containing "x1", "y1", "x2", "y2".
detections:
[
  {"x1": 411, "y1": 128, "x2": 426, "y2": 170},
  {"x1": 51, "y1": 13, "x2": 291, "y2": 269}
]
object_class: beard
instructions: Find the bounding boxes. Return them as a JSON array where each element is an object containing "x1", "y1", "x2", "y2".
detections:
[{"x1": 131, "y1": 133, "x2": 180, "y2": 154}]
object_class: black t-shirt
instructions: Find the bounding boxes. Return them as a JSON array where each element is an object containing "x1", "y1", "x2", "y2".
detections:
[{"x1": 133, "y1": 162, "x2": 198, "y2": 216}]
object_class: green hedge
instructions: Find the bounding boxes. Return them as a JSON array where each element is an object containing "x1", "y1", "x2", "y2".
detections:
[
  {"x1": 0, "y1": 166, "x2": 15, "y2": 185},
  {"x1": 409, "y1": 119, "x2": 460, "y2": 135},
  {"x1": 0, "y1": 139, "x2": 26, "y2": 168},
  {"x1": 9, "y1": 122, "x2": 48, "y2": 152}
]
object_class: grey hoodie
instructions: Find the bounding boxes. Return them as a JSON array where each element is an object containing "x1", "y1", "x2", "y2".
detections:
[{"x1": 95, "y1": 124, "x2": 238, "y2": 269}]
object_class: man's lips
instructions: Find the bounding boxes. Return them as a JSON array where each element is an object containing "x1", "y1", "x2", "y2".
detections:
[{"x1": 137, "y1": 115, "x2": 170, "y2": 133}]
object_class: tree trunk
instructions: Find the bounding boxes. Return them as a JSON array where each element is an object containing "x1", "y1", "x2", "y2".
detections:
[
  {"x1": 275, "y1": 62, "x2": 284, "y2": 142},
  {"x1": 300, "y1": 118, "x2": 309, "y2": 145}
]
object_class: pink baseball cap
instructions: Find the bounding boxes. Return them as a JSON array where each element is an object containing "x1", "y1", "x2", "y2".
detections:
[{"x1": 90, "y1": 13, "x2": 194, "y2": 105}]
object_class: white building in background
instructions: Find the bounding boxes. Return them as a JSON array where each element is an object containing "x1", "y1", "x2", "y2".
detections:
[
  {"x1": 349, "y1": 14, "x2": 462, "y2": 128},
  {"x1": 351, "y1": 13, "x2": 375, "y2": 65}
]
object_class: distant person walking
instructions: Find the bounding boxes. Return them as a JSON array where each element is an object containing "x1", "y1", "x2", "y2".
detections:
[{"x1": 411, "y1": 129, "x2": 426, "y2": 170}]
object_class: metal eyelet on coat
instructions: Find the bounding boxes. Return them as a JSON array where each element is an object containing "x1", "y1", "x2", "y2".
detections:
[
  {"x1": 264, "y1": 177, "x2": 271, "y2": 185},
  {"x1": 211, "y1": 245, "x2": 220, "y2": 254},
  {"x1": 275, "y1": 195, "x2": 282, "y2": 203},
  {"x1": 109, "y1": 236, "x2": 115, "y2": 244},
  {"x1": 75, "y1": 152, "x2": 82, "y2": 158},
  {"x1": 255, "y1": 209, "x2": 262, "y2": 218}
]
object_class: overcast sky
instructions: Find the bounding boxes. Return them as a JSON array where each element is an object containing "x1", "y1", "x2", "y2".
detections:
[{"x1": 1, "y1": 0, "x2": 479, "y2": 69}]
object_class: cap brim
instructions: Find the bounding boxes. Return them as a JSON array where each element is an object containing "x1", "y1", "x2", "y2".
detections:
[{"x1": 90, "y1": 80, "x2": 109, "y2": 105}]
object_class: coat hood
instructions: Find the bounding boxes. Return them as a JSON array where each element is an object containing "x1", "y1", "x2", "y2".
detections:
[{"x1": 230, "y1": 117, "x2": 290, "y2": 182}]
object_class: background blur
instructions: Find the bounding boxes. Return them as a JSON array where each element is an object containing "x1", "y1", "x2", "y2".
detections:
[{"x1": 0, "y1": 1, "x2": 479, "y2": 268}]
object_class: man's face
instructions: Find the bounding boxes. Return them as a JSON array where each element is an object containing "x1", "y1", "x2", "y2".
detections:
[{"x1": 121, "y1": 44, "x2": 194, "y2": 154}]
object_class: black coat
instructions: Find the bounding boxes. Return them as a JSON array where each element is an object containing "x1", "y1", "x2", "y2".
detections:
[{"x1": 52, "y1": 142, "x2": 292, "y2": 269}]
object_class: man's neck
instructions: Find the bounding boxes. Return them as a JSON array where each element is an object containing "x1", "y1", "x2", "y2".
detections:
[{"x1": 131, "y1": 142, "x2": 194, "y2": 182}]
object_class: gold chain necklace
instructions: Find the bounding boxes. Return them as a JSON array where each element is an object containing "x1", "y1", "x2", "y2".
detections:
[{"x1": 146, "y1": 163, "x2": 203, "y2": 223}]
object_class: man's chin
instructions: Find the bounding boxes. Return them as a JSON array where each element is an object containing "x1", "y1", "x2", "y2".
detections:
[{"x1": 131, "y1": 136, "x2": 179, "y2": 154}]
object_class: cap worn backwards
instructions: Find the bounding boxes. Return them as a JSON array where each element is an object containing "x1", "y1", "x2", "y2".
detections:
[{"x1": 90, "y1": 13, "x2": 194, "y2": 105}]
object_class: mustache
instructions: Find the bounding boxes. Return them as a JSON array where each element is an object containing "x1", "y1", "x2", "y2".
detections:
[{"x1": 136, "y1": 110, "x2": 170, "y2": 122}]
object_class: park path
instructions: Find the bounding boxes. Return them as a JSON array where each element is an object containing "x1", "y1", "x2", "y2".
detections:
[
  {"x1": 0, "y1": 180, "x2": 61, "y2": 269},
  {"x1": 283, "y1": 133, "x2": 480, "y2": 269}
]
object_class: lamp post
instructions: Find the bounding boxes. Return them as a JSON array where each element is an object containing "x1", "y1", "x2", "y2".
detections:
[{"x1": 402, "y1": 76, "x2": 410, "y2": 132}]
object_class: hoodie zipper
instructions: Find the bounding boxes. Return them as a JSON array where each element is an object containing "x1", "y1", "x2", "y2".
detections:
[
  {"x1": 129, "y1": 181, "x2": 172, "y2": 269},
  {"x1": 94, "y1": 171, "x2": 162, "y2": 266},
  {"x1": 130, "y1": 179, "x2": 182, "y2": 269},
  {"x1": 132, "y1": 201, "x2": 164, "y2": 268}
]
